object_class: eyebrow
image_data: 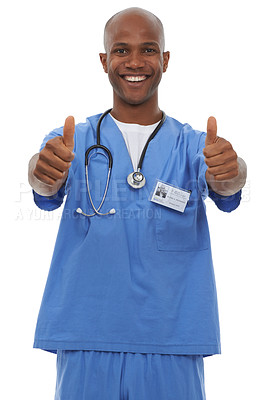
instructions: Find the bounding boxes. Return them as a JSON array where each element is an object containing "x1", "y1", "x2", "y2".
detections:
[
  {"x1": 112, "y1": 41, "x2": 160, "y2": 48},
  {"x1": 112, "y1": 42, "x2": 129, "y2": 47},
  {"x1": 142, "y1": 42, "x2": 160, "y2": 47}
]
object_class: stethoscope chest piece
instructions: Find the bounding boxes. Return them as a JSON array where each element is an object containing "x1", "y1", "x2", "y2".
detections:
[{"x1": 127, "y1": 171, "x2": 146, "y2": 189}]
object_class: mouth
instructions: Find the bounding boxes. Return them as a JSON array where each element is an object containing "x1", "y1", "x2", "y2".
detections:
[{"x1": 120, "y1": 74, "x2": 150, "y2": 83}]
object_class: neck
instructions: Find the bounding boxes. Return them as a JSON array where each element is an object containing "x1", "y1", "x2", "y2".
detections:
[{"x1": 111, "y1": 96, "x2": 162, "y2": 125}]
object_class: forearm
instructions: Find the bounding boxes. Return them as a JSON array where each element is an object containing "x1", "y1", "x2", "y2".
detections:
[
  {"x1": 206, "y1": 157, "x2": 247, "y2": 196},
  {"x1": 28, "y1": 153, "x2": 68, "y2": 197}
]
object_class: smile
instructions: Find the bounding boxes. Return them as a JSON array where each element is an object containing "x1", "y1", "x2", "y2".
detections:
[{"x1": 121, "y1": 75, "x2": 149, "y2": 82}]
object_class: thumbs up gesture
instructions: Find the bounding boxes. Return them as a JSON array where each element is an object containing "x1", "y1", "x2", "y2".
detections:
[
  {"x1": 33, "y1": 116, "x2": 75, "y2": 186},
  {"x1": 203, "y1": 117, "x2": 239, "y2": 183}
]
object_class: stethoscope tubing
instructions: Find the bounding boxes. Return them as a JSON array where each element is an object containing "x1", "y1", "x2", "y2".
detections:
[
  {"x1": 96, "y1": 108, "x2": 113, "y2": 145},
  {"x1": 85, "y1": 144, "x2": 113, "y2": 169},
  {"x1": 79, "y1": 109, "x2": 166, "y2": 216}
]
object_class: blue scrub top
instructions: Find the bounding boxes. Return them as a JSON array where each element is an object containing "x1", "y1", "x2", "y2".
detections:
[{"x1": 33, "y1": 113, "x2": 241, "y2": 356}]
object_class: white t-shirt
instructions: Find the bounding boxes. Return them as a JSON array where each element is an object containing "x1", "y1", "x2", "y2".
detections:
[{"x1": 110, "y1": 115, "x2": 161, "y2": 171}]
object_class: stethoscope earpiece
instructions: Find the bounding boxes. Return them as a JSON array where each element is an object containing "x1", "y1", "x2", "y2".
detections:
[{"x1": 76, "y1": 207, "x2": 116, "y2": 217}]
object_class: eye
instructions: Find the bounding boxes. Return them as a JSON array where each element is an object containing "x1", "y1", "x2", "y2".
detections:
[
  {"x1": 115, "y1": 49, "x2": 127, "y2": 54},
  {"x1": 143, "y1": 48, "x2": 156, "y2": 54}
]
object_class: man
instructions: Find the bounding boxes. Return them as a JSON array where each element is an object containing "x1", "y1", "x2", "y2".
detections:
[{"x1": 29, "y1": 7, "x2": 247, "y2": 399}]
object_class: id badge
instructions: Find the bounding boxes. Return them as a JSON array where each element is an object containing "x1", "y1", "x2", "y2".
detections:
[{"x1": 150, "y1": 179, "x2": 191, "y2": 213}]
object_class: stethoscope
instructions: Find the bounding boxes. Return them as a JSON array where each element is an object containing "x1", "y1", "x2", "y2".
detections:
[{"x1": 76, "y1": 108, "x2": 166, "y2": 217}]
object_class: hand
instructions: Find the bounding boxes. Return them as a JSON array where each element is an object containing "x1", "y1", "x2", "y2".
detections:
[
  {"x1": 203, "y1": 116, "x2": 239, "y2": 183},
  {"x1": 33, "y1": 116, "x2": 75, "y2": 185}
]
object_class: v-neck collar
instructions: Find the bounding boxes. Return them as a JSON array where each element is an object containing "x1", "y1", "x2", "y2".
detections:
[
  {"x1": 94, "y1": 112, "x2": 168, "y2": 192},
  {"x1": 105, "y1": 113, "x2": 136, "y2": 172}
]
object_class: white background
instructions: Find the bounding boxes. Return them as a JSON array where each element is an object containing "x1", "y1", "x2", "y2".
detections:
[{"x1": 1, "y1": 0, "x2": 265, "y2": 398}]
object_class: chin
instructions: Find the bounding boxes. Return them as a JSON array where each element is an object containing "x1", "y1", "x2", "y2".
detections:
[
  {"x1": 125, "y1": 98, "x2": 147, "y2": 106},
  {"x1": 120, "y1": 93, "x2": 154, "y2": 106},
  {"x1": 113, "y1": 86, "x2": 157, "y2": 107}
]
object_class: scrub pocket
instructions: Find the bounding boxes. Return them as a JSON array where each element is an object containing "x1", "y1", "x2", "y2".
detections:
[{"x1": 155, "y1": 201, "x2": 210, "y2": 252}]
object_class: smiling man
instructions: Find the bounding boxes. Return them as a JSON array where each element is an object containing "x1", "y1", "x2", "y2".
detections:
[
  {"x1": 29, "y1": 7, "x2": 247, "y2": 400},
  {"x1": 100, "y1": 9, "x2": 169, "y2": 122}
]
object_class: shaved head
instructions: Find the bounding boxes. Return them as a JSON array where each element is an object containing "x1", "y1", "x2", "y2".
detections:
[
  {"x1": 104, "y1": 7, "x2": 165, "y2": 52},
  {"x1": 99, "y1": 7, "x2": 170, "y2": 119}
]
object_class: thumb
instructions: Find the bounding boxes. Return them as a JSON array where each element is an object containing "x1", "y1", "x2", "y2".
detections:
[
  {"x1": 205, "y1": 116, "x2": 217, "y2": 146},
  {"x1": 63, "y1": 116, "x2": 75, "y2": 151}
]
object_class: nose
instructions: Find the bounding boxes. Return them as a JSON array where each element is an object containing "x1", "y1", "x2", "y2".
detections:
[{"x1": 124, "y1": 51, "x2": 145, "y2": 69}]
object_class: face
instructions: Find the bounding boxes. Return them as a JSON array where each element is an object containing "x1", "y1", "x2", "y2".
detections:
[{"x1": 100, "y1": 12, "x2": 170, "y2": 107}]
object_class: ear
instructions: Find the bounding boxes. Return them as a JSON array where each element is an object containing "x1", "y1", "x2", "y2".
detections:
[
  {"x1": 163, "y1": 51, "x2": 170, "y2": 72},
  {"x1": 99, "y1": 53, "x2": 108, "y2": 73}
]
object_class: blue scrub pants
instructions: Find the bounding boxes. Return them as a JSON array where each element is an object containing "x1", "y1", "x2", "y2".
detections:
[{"x1": 54, "y1": 350, "x2": 206, "y2": 399}]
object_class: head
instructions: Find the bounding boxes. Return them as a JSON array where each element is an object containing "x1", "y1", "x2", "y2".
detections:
[{"x1": 100, "y1": 8, "x2": 170, "y2": 108}]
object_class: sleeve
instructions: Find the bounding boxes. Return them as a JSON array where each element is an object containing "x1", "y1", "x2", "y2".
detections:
[
  {"x1": 194, "y1": 130, "x2": 242, "y2": 213},
  {"x1": 208, "y1": 189, "x2": 242, "y2": 212},
  {"x1": 33, "y1": 184, "x2": 66, "y2": 211},
  {"x1": 32, "y1": 126, "x2": 71, "y2": 211}
]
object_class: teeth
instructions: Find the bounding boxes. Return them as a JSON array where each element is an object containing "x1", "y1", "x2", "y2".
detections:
[{"x1": 124, "y1": 76, "x2": 147, "y2": 82}]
